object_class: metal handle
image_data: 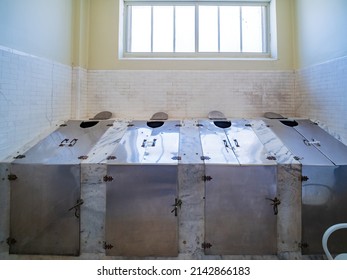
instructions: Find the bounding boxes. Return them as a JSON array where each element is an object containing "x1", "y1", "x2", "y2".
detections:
[
  {"x1": 152, "y1": 138, "x2": 157, "y2": 147},
  {"x1": 59, "y1": 139, "x2": 69, "y2": 147},
  {"x1": 68, "y1": 199, "x2": 84, "y2": 218},
  {"x1": 171, "y1": 198, "x2": 182, "y2": 217},
  {"x1": 223, "y1": 140, "x2": 229, "y2": 148},
  {"x1": 69, "y1": 138, "x2": 78, "y2": 147},
  {"x1": 141, "y1": 139, "x2": 147, "y2": 147},
  {"x1": 233, "y1": 139, "x2": 240, "y2": 147},
  {"x1": 303, "y1": 139, "x2": 321, "y2": 146},
  {"x1": 266, "y1": 197, "x2": 280, "y2": 215},
  {"x1": 141, "y1": 139, "x2": 157, "y2": 148}
]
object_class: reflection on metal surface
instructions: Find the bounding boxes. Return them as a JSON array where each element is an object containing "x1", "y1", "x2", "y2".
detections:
[
  {"x1": 105, "y1": 165, "x2": 178, "y2": 257},
  {"x1": 204, "y1": 165, "x2": 277, "y2": 255},
  {"x1": 264, "y1": 118, "x2": 347, "y2": 254},
  {"x1": 9, "y1": 164, "x2": 80, "y2": 255},
  {"x1": 199, "y1": 119, "x2": 277, "y2": 255},
  {"x1": 105, "y1": 120, "x2": 180, "y2": 257},
  {"x1": 13, "y1": 120, "x2": 114, "y2": 164},
  {"x1": 9, "y1": 120, "x2": 114, "y2": 256},
  {"x1": 302, "y1": 184, "x2": 332, "y2": 205}
]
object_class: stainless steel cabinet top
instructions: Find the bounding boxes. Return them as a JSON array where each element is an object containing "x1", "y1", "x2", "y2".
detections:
[
  {"x1": 264, "y1": 119, "x2": 333, "y2": 166},
  {"x1": 108, "y1": 120, "x2": 180, "y2": 164},
  {"x1": 198, "y1": 119, "x2": 276, "y2": 165},
  {"x1": 13, "y1": 120, "x2": 114, "y2": 164},
  {"x1": 294, "y1": 120, "x2": 347, "y2": 165}
]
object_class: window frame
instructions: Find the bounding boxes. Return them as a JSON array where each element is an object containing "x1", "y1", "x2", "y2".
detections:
[{"x1": 122, "y1": 0, "x2": 272, "y2": 59}]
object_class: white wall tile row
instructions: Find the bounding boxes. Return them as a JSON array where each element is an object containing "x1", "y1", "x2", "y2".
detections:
[
  {"x1": 71, "y1": 67, "x2": 88, "y2": 119},
  {"x1": 295, "y1": 56, "x2": 347, "y2": 144},
  {"x1": 87, "y1": 70, "x2": 296, "y2": 119},
  {"x1": 0, "y1": 47, "x2": 72, "y2": 161}
]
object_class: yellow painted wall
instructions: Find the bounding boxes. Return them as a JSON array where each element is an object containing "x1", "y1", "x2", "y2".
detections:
[
  {"x1": 72, "y1": 0, "x2": 90, "y2": 68},
  {"x1": 88, "y1": 0, "x2": 295, "y2": 70},
  {"x1": 0, "y1": 0, "x2": 74, "y2": 65},
  {"x1": 294, "y1": 0, "x2": 347, "y2": 68}
]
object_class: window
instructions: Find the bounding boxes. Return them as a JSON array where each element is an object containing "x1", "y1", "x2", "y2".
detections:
[{"x1": 123, "y1": 1, "x2": 272, "y2": 58}]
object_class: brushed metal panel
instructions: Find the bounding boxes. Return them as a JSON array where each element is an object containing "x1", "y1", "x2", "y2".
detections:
[
  {"x1": 225, "y1": 119, "x2": 276, "y2": 165},
  {"x1": 204, "y1": 165, "x2": 277, "y2": 255},
  {"x1": 294, "y1": 120, "x2": 347, "y2": 165},
  {"x1": 264, "y1": 119, "x2": 333, "y2": 166},
  {"x1": 110, "y1": 121, "x2": 180, "y2": 164},
  {"x1": 9, "y1": 164, "x2": 80, "y2": 255},
  {"x1": 13, "y1": 120, "x2": 114, "y2": 164},
  {"x1": 198, "y1": 120, "x2": 239, "y2": 164},
  {"x1": 105, "y1": 165, "x2": 178, "y2": 257},
  {"x1": 301, "y1": 165, "x2": 347, "y2": 254}
]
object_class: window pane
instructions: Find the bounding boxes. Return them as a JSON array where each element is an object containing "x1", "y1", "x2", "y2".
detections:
[
  {"x1": 199, "y1": 6, "x2": 218, "y2": 52},
  {"x1": 130, "y1": 6, "x2": 151, "y2": 52},
  {"x1": 175, "y1": 6, "x2": 195, "y2": 52},
  {"x1": 220, "y1": 6, "x2": 240, "y2": 52},
  {"x1": 153, "y1": 6, "x2": 173, "y2": 52},
  {"x1": 241, "y1": 6, "x2": 263, "y2": 52}
]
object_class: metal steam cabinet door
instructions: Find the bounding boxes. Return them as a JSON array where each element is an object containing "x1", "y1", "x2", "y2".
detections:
[
  {"x1": 105, "y1": 165, "x2": 178, "y2": 257},
  {"x1": 301, "y1": 165, "x2": 347, "y2": 254},
  {"x1": 294, "y1": 119, "x2": 347, "y2": 165},
  {"x1": 204, "y1": 165, "x2": 277, "y2": 255},
  {"x1": 9, "y1": 164, "x2": 81, "y2": 255}
]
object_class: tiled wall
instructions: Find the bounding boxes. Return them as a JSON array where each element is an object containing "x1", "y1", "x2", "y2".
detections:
[
  {"x1": 295, "y1": 56, "x2": 347, "y2": 144},
  {"x1": 71, "y1": 67, "x2": 88, "y2": 119},
  {"x1": 0, "y1": 47, "x2": 72, "y2": 161},
  {"x1": 87, "y1": 70, "x2": 296, "y2": 119}
]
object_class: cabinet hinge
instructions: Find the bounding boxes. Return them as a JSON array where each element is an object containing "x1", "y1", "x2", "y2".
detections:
[
  {"x1": 78, "y1": 155, "x2": 88, "y2": 160},
  {"x1": 299, "y1": 242, "x2": 309, "y2": 250},
  {"x1": 8, "y1": 174, "x2": 17, "y2": 181},
  {"x1": 103, "y1": 175, "x2": 114, "y2": 182},
  {"x1": 13, "y1": 154, "x2": 25, "y2": 159},
  {"x1": 202, "y1": 242, "x2": 212, "y2": 249},
  {"x1": 202, "y1": 175, "x2": 213, "y2": 182},
  {"x1": 103, "y1": 242, "x2": 114, "y2": 250},
  {"x1": 6, "y1": 237, "x2": 17, "y2": 246},
  {"x1": 171, "y1": 156, "x2": 181, "y2": 160},
  {"x1": 301, "y1": 176, "x2": 309, "y2": 182},
  {"x1": 200, "y1": 156, "x2": 211, "y2": 160}
]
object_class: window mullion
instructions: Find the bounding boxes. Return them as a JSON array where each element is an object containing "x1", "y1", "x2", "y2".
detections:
[
  {"x1": 239, "y1": 6, "x2": 243, "y2": 53},
  {"x1": 195, "y1": 3, "x2": 199, "y2": 53},
  {"x1": 127, "y1": 5, "x2": 132, "y2": 52},
  {"x1": 218, "y1": 6, "x2": 220, "y2": 53},
  {"x1": 173, "y1": 6, "x2": 176, "y2": 53},
  {"x1": 151, "y1": 6, "x2": 154, "y2": 52}
]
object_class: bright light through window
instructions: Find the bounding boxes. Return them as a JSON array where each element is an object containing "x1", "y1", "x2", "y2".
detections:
[
  {"x1": 175, "y1": 6, "x2": 195, "y2": 52},
  {"x1": 125, "y1": 1, "x2": 269, "y2": 56}
]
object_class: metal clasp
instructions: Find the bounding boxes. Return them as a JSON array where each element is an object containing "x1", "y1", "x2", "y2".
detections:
[
  {"x1": 69, "y1": 138, "x2": 78, "y2": 147},
  {"x1": 303, "y1": 139, "x2": 321, "y2": 146},
  {"x1": 233, "y1": 139, "x2": 240, "y2": 147},
  {"x1": 68, "y1": 199, "x2": 84, "y2": 218},
  {"x1": 59, "y1": 139, "x2": 69, "y2": 147},
  {"x1": 266, "y1": 197, "x2": 281, "y2": 215},
  {"x1": 171, "y1": 198, "x2": 182, "y2": 217}
]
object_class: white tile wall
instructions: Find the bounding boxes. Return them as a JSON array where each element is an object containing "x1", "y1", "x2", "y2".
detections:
[
  {"x1": 0, "y1": 47, "x2": 72, "y2": 161},
  {"x1": 71, "y1": 67, "x2": 88, "y2": 119},
  {"x1": 87, "y1": 70, "x2": 296, "y2": 119},
  {"x1": 295, "y1": 56, "x2": 347, "y2": 144}
]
